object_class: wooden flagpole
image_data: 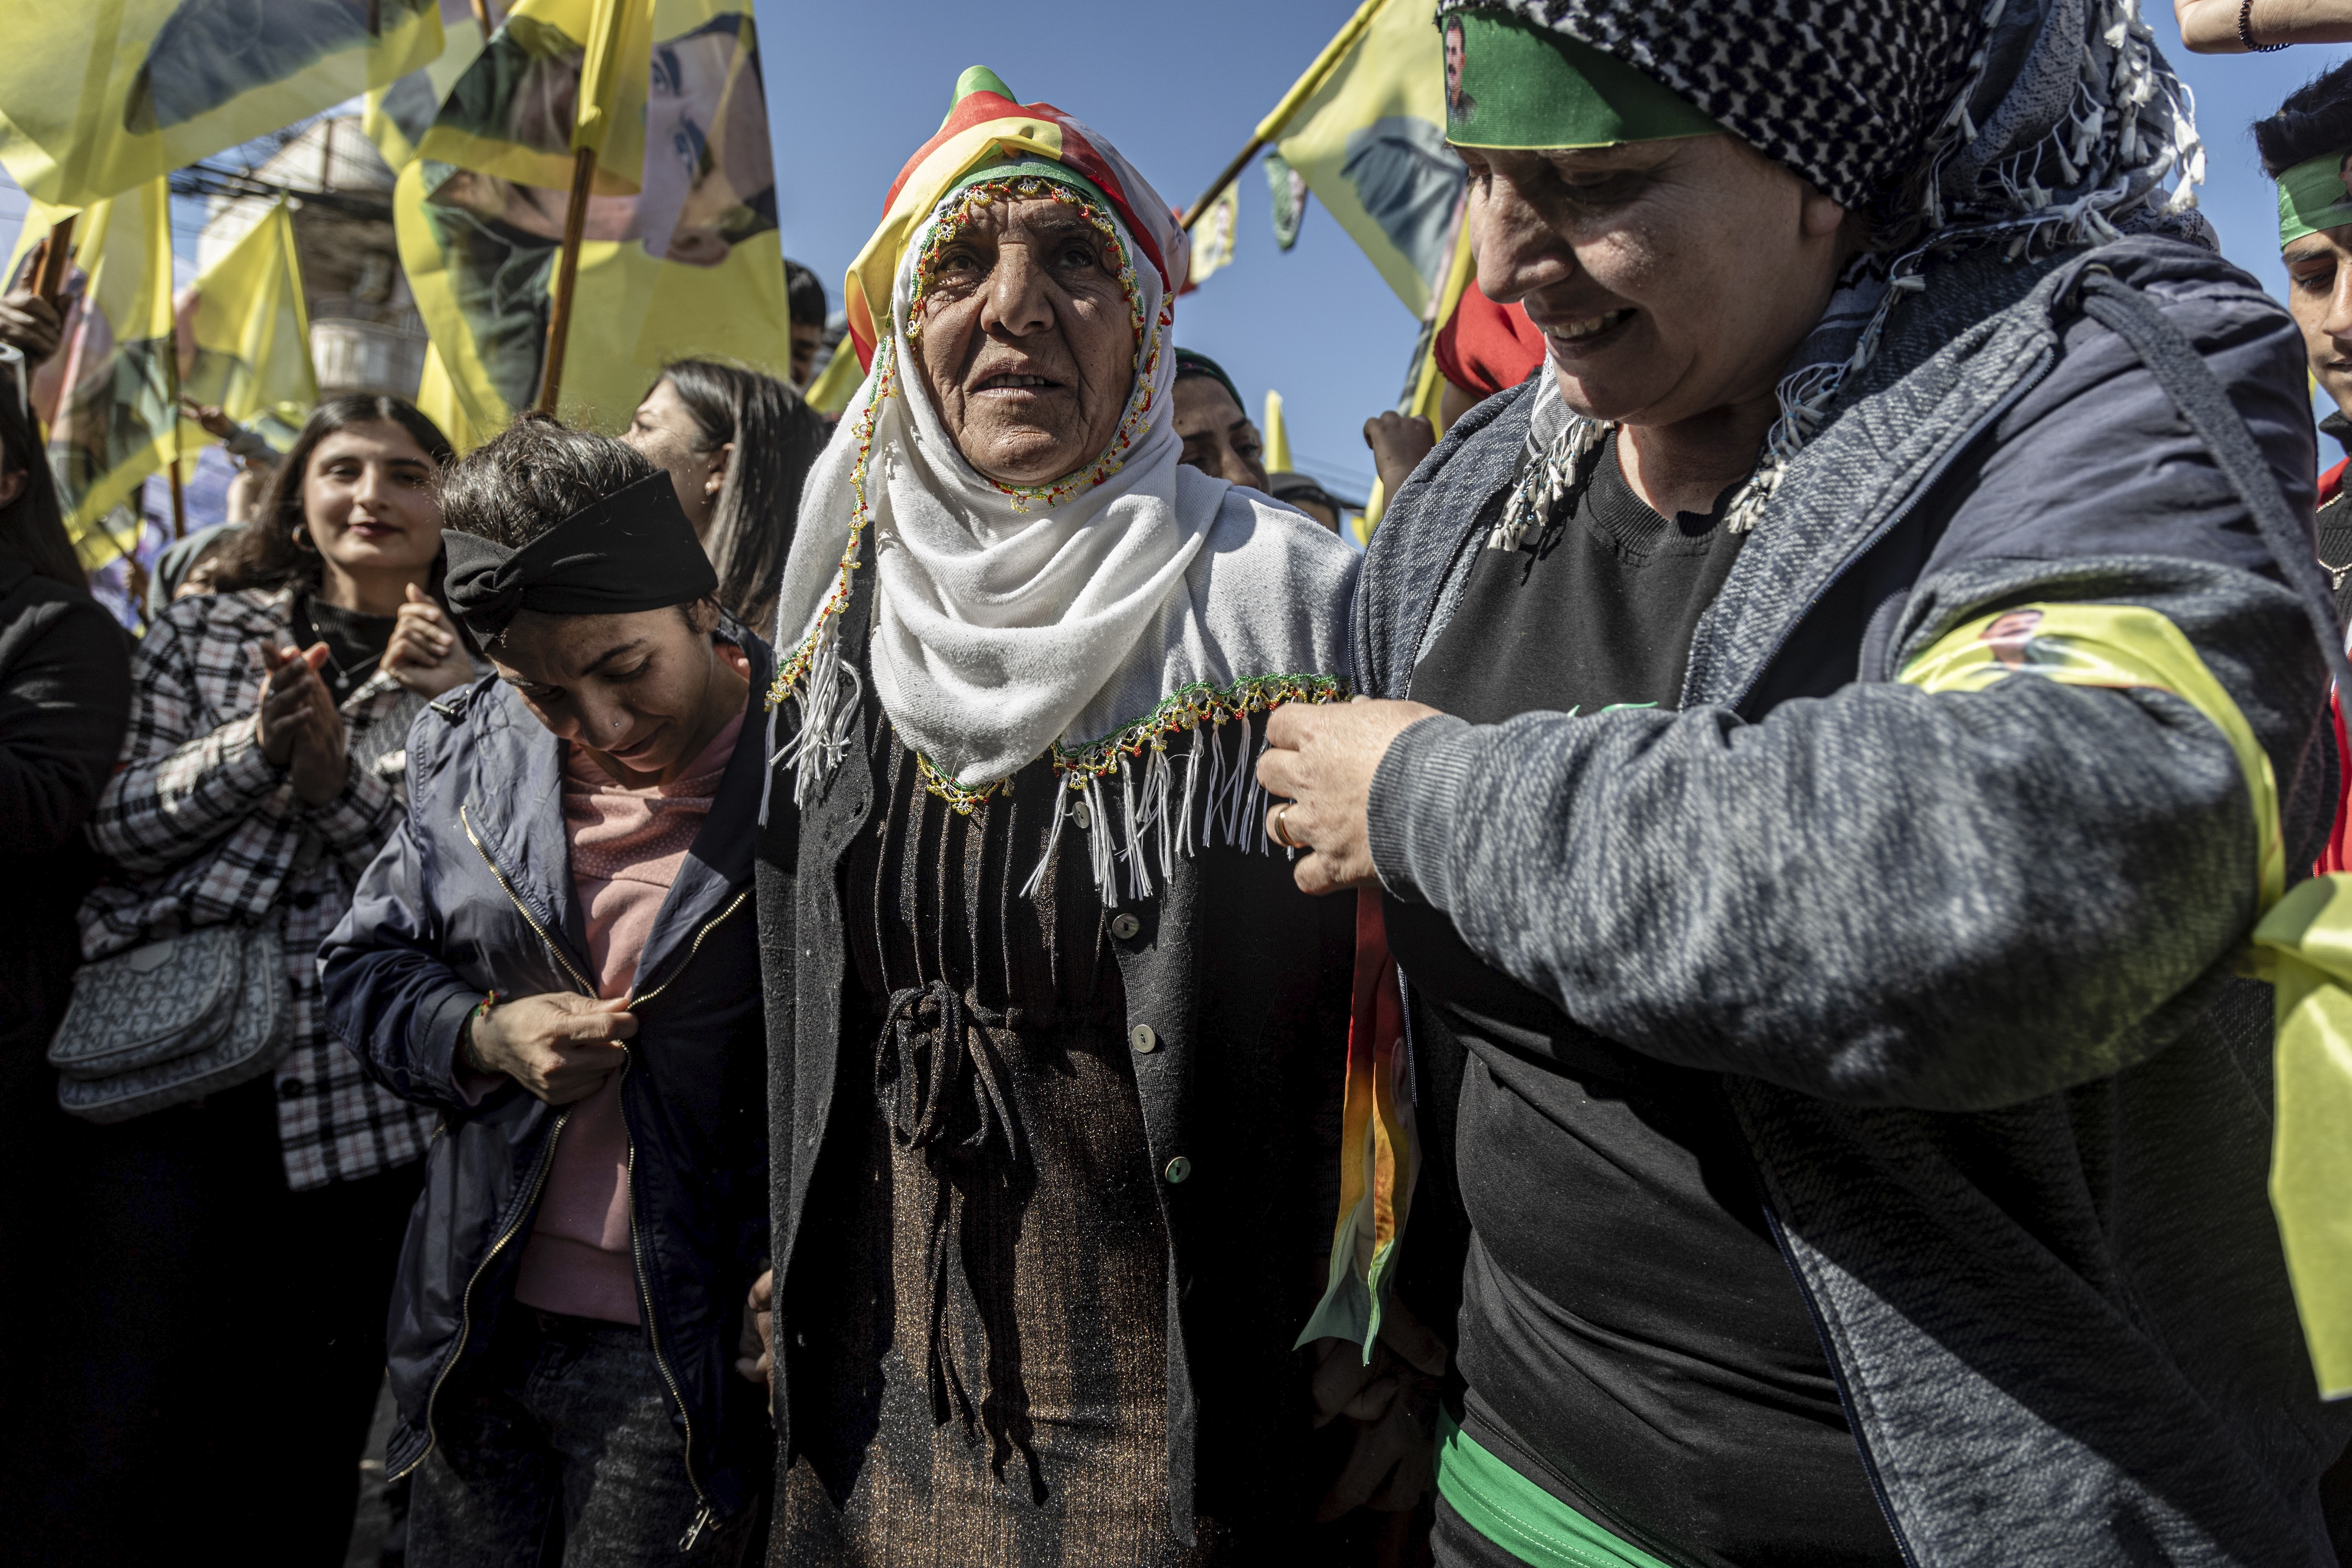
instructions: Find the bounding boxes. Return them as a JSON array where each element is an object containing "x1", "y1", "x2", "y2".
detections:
[
  {"x1": 31, "y1": 214, "x2": 77, "y2": 300},
  {"x1": 535, "y1": 145, "x2": 597, "y2": 416},
  {"x1": 536, "y1": 0, "x2": 630, "y2": 417},
  {"x1": 1179, "y1": 0, "x2": 1381, "y2": 229}
]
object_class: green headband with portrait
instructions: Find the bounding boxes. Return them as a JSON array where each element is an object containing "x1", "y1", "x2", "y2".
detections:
[
  {"x1": 1440, "y1": 7, "x2": 1718, "y2": 151},
  {"x1": 2279, "y1": 148, "x2": 2352, "y2": 247}
]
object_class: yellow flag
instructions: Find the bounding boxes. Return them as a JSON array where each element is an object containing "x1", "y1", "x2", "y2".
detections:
[
  {"x1": 1262, "y1": 389, "x2": 1293, "y2": 474},
  {"x1": 416, "y1": 340, "x2": 487, "y2": 453},
  {"x1": 415, "y1": 0, "x2": 652, "y2": 198},
  {"x1": 399, "y1": 0, "x2": 789, "y2": 433},
  {"x1": 804, "y1": 334, "x2": 863, "y2": 417},
  {"x1": 177, "y1": 198, "x2": 317, "y2": 454},
  {"x1": 9, "y1": 181, "x2": 177, "y2": 564},
  {"x1": 1361, "y1": 212, "x2": 1476, "y2": 533},
  {"x1": 0, "y1": 0, "x2": 445, "y2": 210},
  {"x1": 367, "y1": 0, "x2": 511, "y2": 171},
  {"x1": 1190, "y1": 180, "x2": 1239, "y2": 287},
  {"x1": 1272, "y1": 0, "x2": 1464, "y2": 319}
]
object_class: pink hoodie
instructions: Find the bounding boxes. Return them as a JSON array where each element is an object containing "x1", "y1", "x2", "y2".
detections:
[{"x1": 509, "y1": 711, "x2": 745, "y2": 1323}]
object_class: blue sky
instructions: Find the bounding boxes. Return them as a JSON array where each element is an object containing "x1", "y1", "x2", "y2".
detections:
[
  {"x1": 744, "y1": 1, "x2": 2352, "y2": 488},
  {"x1": 3, "y1": 4, "x2": 2347, "y2": 497}
]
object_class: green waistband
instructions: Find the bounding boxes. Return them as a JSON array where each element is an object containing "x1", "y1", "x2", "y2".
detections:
[{"x1": 1434, "y1": 1409, "x2": 1678, "y2": 1568}]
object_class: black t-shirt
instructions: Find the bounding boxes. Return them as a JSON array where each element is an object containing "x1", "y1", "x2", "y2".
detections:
[
  {"x1": 291, "y1": 593, "x2": 396, "y2": 706},
  {"x1": 1389, "y1": 436, "x2": 1901, "y2": 1568},
  {"x1": 2319, "y1": 413, "x2": 2352, "y2": 630}
]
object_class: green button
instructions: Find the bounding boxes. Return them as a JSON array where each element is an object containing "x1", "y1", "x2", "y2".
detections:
[
  {"x1": 1110, "y1": 913, "x2": 1140, "y2": 940},
  {"x1": 1129, "y1": 1024, "x2": 1158, "y2": 1054},
  {"x1": 1163, "y1": 1155, "x2": 1192, "y2": 1184}
]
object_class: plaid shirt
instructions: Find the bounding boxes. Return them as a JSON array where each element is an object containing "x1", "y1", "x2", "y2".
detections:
[{"x1": 81, "y1": 587, "x2": 439, "y2": 1191}]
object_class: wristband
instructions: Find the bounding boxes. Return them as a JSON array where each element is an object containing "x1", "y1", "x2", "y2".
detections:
[
  {"x1": 2240, "y1": 0, "x2": 2288, "y2": 51},
  {"x1": 461, "y1": 991, "x2": 499, "y2": 1074}
]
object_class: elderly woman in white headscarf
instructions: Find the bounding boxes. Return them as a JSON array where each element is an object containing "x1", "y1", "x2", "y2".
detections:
[{"x1": 748, "y1": 67, "x2": 1376, "y2": 1566}]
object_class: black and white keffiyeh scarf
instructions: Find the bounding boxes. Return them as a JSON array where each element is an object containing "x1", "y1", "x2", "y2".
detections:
[{"x1": 1443, "y1": 0, "x2": 2209, "y2": 534}]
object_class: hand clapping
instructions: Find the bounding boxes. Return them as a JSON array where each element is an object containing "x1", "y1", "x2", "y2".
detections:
[
  {"x1": 382, "y1": 582, "x2": 473, "y2": 698},
  {"x1": 254, "y1": 641, "x2": 348, "y2": 806}
]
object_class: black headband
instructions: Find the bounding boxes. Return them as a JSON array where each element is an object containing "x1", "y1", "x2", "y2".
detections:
[{"x1": 441, "y1": 469, "x2": 718, "y2": 640}]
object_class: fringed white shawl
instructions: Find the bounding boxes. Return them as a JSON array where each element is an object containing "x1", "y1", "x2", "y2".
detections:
[{"x1": 763, "y1": 176, "x2": 1359, "y2": 904}]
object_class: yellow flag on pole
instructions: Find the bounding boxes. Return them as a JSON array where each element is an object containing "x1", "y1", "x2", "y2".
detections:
[
  {"x1": 398, "y1": 0, "x2": 789, "y2": 432},
  {"x1": 1262, "y1": 389, "x2": 1293, "y2": 475},
  {"x1": 1270, "y1": 0, "x2": 1464, "y2": 320},
  {"x1": 414, "y1": 0, "x2": 652, "y2": 198},
  {"x1": 367, "y1": 0, "x2": 511, "y2": 171},
  {"x1": 0, "y1": 0, "x2": 445, "y2": 210},
  {"x1": 176, "y1": 198, "x2": 318, "y2": 453},
  {"x1": 416, "y1": 340, "x2": 487, "y2": 453},
  {"x1": 803, "y1": 334, "x2": 862, "y2": 418},
  {"x1": 8, "y1": 181, "x2": 178, "y2": 564},
  {"x1": 1190, "y1": 180, "x2": 1239, "y2": 287}
]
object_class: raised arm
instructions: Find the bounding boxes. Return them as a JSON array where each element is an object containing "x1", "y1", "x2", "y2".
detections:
[{"x1": 2174, "y1": 0, "x2": 2352, "y2": 51}]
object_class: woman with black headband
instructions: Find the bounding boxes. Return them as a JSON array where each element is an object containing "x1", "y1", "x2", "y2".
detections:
[{"x1": 323, "y1": 417, "x2": 774, "y2": 1565}]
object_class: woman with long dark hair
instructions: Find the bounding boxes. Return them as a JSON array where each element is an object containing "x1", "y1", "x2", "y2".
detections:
[
  {"x1": 67, "y1": 393, "x2": 476, "y2": 1563},
  {"x1": 0, "y1": 362, "x2": 133, "y2": 1546},
  {"x1": 622, "y1": 357, "x2": 828, "y2": 629}
]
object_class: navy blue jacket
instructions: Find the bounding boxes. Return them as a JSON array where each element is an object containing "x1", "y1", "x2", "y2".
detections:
[{"x1": 321, "y1": 636, "x2": 773, "y2": 1527}]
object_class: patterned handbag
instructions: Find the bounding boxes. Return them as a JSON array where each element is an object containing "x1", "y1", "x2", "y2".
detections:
[{"x1": 46, "y1": 921, "x2": 291, "y2": 1123}]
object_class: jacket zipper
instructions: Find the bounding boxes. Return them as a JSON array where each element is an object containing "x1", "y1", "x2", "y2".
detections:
[
  {"x1": 1711, "y1": 360, "x2": 2055, "y2": 1568},
  {"x1": 386, "y1": 1100, "x2": 573, "y2": 1484},
  {"x1": 616, "y1": 888, "x2": 748, "y2": 1551},
  {"x1": 461, "y1": 804, "x2": 597, "y2": 995},
  {"x1": 443, "y1": 805, "x2": 747, "y2": 1548},
  {"x1": 1751, "y1": 1187, "x2": 1923, "y2": 1568},
  {"x1": 1718, "y1": 351, "x2": 2053, "y2": 713},
  {"x1": 391, "y1": 809, "x2": 606, "y2": 1485}
]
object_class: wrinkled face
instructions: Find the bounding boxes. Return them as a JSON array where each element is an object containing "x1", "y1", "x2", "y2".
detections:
[
  {"x1": 2284, "y1": 226, "x2": 2352, "y2": 419},
  {"x1": 301, "y1": 422, "x2": 442, "y2": 579},
  {"x1": 910, "y1": 194, "x2": 1138, "y2": 488},
  {"x1": 1172, "y1": 374, "x2": 1269, "y2": 491},
  {"x1": 490, "y1": 604, "x2": 746, "y2": 783},
  {"x1": 1458, "y1": 134, "x2": 1851, "y2": 430}
]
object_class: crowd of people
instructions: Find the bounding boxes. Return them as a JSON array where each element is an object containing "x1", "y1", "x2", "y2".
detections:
[{"x1": 8, "y1": 2, "x2": 2352, "y2": 1566}]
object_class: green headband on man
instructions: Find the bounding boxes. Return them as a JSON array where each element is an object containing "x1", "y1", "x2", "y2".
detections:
[
  {"x1": 2279, "y1": 149, "x2": 2352, "y2": 247},
  {"x1": 1440, "y1": 7, "x2": 1717, "y2": 150}
]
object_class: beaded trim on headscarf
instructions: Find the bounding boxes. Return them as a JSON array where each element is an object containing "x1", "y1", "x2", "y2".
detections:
[
  {"x1": 766, "y1": 170, "x2": 1336, "y2": 899},
  {"x1": 1490, "y1": 0, "x2": 2206, "y2": 544}
]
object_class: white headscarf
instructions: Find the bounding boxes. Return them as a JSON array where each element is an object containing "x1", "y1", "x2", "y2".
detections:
[{"x1": 766, "y1": 169, "x2": 1358, "y2": 901}]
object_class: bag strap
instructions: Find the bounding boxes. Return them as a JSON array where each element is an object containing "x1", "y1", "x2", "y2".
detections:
[{"x1": 2069, "y1": 268, "x2": 2352, "y2": 699}]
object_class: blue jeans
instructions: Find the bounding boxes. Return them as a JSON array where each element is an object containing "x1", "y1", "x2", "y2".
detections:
[{"x1": 407, "y1": 1309, "x2": 757, "y2": 1568}]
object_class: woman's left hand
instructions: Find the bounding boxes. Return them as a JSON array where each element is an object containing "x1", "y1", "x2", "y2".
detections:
[
  {"x1": 382, "y1": 582, "x2": 473, "y2": 698},
  {"x1": 1256, "y1": 697, "x2": 1442, "y2": 895}
]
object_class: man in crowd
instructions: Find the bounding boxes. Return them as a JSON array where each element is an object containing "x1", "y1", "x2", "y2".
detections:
[
  {"x1": 2261, "y1": 60, "x2": 2352, "y2": 627},
  {"x1": 784, "y1": 259, "x2": 829, "y2": 390}
]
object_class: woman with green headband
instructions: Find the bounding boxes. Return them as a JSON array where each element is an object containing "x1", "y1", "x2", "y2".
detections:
[{"x1": 1260, "y1": 3, "x2": 2352, "y2": 1567}]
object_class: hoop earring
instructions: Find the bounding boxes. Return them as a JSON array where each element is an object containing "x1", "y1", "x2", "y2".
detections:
[{"x1": 290, "y1": 526, "x2": 317, "y2": 555}]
